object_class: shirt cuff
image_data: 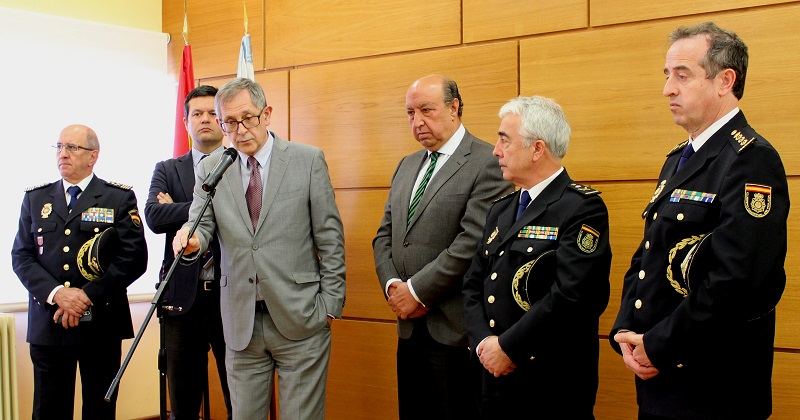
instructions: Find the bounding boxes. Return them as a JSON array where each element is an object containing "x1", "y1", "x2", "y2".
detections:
[
  {"x1": 47, "y1": 285, "x2": 64, "y2": 305},
  {"x1": 384, "y1": 278, "x2": 401, "y2": 298},
  {"x1": 406, "y1": 279, "x2": 425, "y2": 307}
]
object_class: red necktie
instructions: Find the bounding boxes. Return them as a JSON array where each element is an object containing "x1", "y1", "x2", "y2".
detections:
[{"x1": 245, "y1": 156, "x2": 262, "y2": 230}]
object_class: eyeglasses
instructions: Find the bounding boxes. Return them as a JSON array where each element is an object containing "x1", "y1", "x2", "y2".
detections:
[
  {"x1": 220, "y1": 109, "x2": 264, "y2": 133},
  {"x1": 53, "y1": 143, "x2": 96, "y2": 153}
]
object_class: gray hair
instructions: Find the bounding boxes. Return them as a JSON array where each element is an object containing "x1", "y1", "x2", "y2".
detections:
[
  {"x1": 669, "y1": 22, "x2": 748, "y2": 99},
  {"x1": 216, "y1": 77, "x2": 268, "y2": 116},
  {"x1": 498, "y1": 96, "x2": 570, "y2": 159}
]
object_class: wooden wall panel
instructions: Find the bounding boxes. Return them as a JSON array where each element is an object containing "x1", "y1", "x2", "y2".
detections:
[
  {"x1": 327, "y1": 320, "x2": 398, "y2": 420},
  {"x1": 591, "y1": 0, "x2": 796, "y2": 26},
  {"x1": 521, "y1": 4, "x2": 800, "y2": 182},
  {"x1": 164, "y1": 0, "x2": 264, "y2": 80},
  {"x1": 199, "y1": 71, "x2": 290, "y2": 141},
  {"x1": 772, "y1": 351, "x2": 800, "y2": 419},
  {"x1": 776, "y1": 176, "x2": 800, "y2": 349},
  {"x1": 463, "y1": 0, "x2": 586, "y2": 43},
  {"x1": 264, "y1": 0, "x2": 461, "y2": 69},
  {"x1": 290, "y1": 42, "x2": 518, "y2": 189},
  {"x1": 335, "y1": 189, "x2": 395, "y2": 321}
]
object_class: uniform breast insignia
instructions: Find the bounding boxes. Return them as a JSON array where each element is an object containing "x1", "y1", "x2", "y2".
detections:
[
  {"x1": 41, "y1": 203, "x2": 53, "y2": 219},
  {"x1": 731, "y1": 129, "x2": 756, "y2": 153},
  {"x1": 107, "y1": 181, "x2": 132, "y2": 190},
  {"x1": 569, "y1": 183, "x2": 601, "y2": 196},
  {"x1": 650, "y1": 180, "x2": 666, "y2": 203},
  {"x1": 519, "y1": 226, "x2": 558, "y2": 240},
  {"x1": 82, "y1": 208, "x2": 115, "y2": 223},
  {"x1": 577, "y1": 224, "x2": 600, "y2": 254},
  {"x1": 669, "y1": 189, "x2": 716, "y2": 203},
  {"x1": 487, "y1": 226, "x2": 499, "y2": 244},
  {"x1": 744, "y1": 184, "x2": 772, "y2": 218},
  {"x1": 129, "y1": 209, "x2": 142, "y2": 227}
]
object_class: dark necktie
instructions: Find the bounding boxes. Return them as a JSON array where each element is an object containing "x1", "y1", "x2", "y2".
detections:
[
  {"x1": 516, "y1": 190, "x2": 531, "y2": 221},
  {"x1": 676, "y1": 143, "x2": 695, "y2": 171},
  {"x1": 245, "y1": 156, "x2": 262, "y2": 231},
  {"x1": 408, "y1": 152, "x2": 440, "y2": 225},
  {"x1": 67, "y1": 185, "x2": 81, "y2": 211}
]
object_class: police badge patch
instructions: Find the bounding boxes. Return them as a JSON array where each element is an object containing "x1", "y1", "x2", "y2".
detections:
[
  {"x1": 744, "y1": 184, "x2": 772, "y2": 218},
  {"x1": 577, "y1": 224, "x2": 600, "y2": 253}
]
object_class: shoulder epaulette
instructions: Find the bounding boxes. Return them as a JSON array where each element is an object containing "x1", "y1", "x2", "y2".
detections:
[
  {"x1": 106, "y1": 181, "x2": 132, "y2": 190},
  {"x1": 667, "y1": 140, "x2": 689, "y2": 157},
  {"x1": 569, "y1": 183, "x2": 601, "y2": 196},
  {"x1": 493, "y1": 190, "x2": 517, "y2": 204},
  {"x1": 25, "y1": 182, "x2": 53, "y2": 192},
  {"x1": 729, "y1": 128, "x2": 758, "y2": 154}
]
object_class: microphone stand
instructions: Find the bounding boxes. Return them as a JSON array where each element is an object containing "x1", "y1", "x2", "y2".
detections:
[{"x1": 105, "y1": 187, "x2": 217, "y2": 420}]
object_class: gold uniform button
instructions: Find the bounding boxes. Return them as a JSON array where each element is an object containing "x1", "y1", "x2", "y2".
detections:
[
  {"x1": 635, "y1": 299, "x2": 642, "y2": 309},
  {"x1": 489, "y1": 319, "x2": 495, "y2": 328},
  {"x1": 63, "y1": 246, "x2": 70, "y2": 252},
  {"x1": 645, "y1": 241, "x2": 650, "y2": 250},
  {"x1": 639, "y1": 270, "x2": 645, "y2": 280},
  {"x1": 94, "y1": 227, "x2": 100, "y2": 233},
  {"x1": 490, "y1": 273, "x2": 498, "y2": 280},
  {"x1": 527, "y1": 247, "x2": 533, "y2": 253},
  {"x1": 488, "y1": 295, "x2": 495, "y2": 304},
  {"x1": 63, "y1": 264, "x2": 70, "y2": 271},
  {"x1": 38, "y1": 227, "x2": 43, "y2": 233},
  {"x1": 677, "y1": 213, "x2": 684, "y2": 221},
  {"x1": 499, "y1": 251, "x2": 504, "y2": 256},
  {"x1": 652, "y1": 212, "x2": 658, "y2": 220},
  {"x1": 485, "y1": 250, "x2": 488, "y2": 256},
  {"x1": 529, "y1": 356, "x2": 535, "y2": 361},
  {"x1": 65, "y1": 229, "x2": 71, "y2": 235},
  {"x1": 677, "y1": 363, "x2": 684, "y2": 369}
]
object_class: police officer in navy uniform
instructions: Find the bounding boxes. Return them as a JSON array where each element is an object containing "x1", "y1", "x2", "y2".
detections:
[
  {"x1": 463, "y1": 96, "x2": 611, "y2": 419},
  {"x1": 611, "y1": 23, "x2": 789, "y2": 420},
  {"x1": 12, "y1": 124, "x2": 148, "y2": 420},
  {"x1": 145, "y1": 85, "x2": 231, "y2": 419}
]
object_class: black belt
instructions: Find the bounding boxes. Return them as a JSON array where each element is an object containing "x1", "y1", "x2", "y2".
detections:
[{"x1": 255, "y1": 300, "x2": 268, "y2": 313}]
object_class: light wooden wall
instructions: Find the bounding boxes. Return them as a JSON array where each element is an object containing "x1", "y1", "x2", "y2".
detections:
[{"x1": 163, "y1": 1, "x2": 800, "y2": 418}]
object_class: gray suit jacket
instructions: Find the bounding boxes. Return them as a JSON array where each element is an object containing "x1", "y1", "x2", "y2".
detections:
[
  {"x1": 187, "y1": 135, "x2": 346, "y2": 351},
  {"x1": 373, "y1": 130, "x2": 513, "y2": 346}
]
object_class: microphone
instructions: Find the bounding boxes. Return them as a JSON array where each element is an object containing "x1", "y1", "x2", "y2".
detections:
[{"x1": 202, "y1": 148, "x2": 239, "y2": 191}]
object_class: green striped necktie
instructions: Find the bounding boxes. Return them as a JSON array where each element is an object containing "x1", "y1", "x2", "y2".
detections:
[{"x1": 408, "y1": 152, "x2": 440, "y2": 225}]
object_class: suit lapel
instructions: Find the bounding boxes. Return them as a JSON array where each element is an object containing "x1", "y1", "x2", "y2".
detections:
[
  {"x1": 50, "y1": 181, "x2": 69, "y2": 222},
  {"x1": 646, "y1": 112, "x2": 746, "y2": 212},
  {"x1": 176, "y1": 152, "x2": 195, "y2": 201},
  {"x1": 406, "y1": 133, "x2": 474, "y2": 231},
  {"x1": 499, "y1": 171, "x2": 571, "y2": 248},
  {"x1": 258, "y1": 136, "x2": 289, "y2": 234},
  {"x1": 67, "y1": 176, "x2": 103, "y2": 224}
]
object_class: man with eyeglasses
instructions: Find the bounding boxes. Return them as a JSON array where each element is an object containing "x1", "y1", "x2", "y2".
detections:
[
  {"x1": 12, "y1": 124, "x2": 148, "y2": 419},
  {"x1": 173, "y1": 78, "x2": 345, "y2": 420},
  {"x1": 145, "y1": 85, "x2": 232, "y2": 419}
]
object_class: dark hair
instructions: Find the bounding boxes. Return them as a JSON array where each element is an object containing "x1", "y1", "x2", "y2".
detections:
[
  {"x1": 669, "y1": 22, "x2": 748, "y2": 99},
  {"x1": 183, "y1": 85, "x2": 219, "y2": 117},
  {"x1": 442, "y1": 76, "x2": 464, "y2": 117}
]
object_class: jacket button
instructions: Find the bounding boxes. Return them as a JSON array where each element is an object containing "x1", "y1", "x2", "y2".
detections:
[
  {"x1": 63, "y1": 264, "x2": 70, "y2": 271},
  {"x1": 645, "y1": 241, "x2": 650, "y2": 250},
  {"x1": 485, "y1": 250, "x2": 488, "y2": 256},
  {"x1": 639, "y1": 270, "x2": 645, "y2": 280},
  {"x1": 527, "y1": 247, "x2": 533, "y2": 253},
  {"x1": 63, "y1": 246, "x2": 70, "y2": 253},
  {"x1": 635, "y1": 299, "x2": 642, "y2": 309},
  {"x1": 65, "y1": 229, "x2": 71, "y2": 235},
  {"x1": 490, "y1": 273, "x2": 498, "y2": 280},
  {"x1": 403, "y1": 242, "x2": 409, "y2": 247},
  {"x1": 652, "y1": 212, "x2": 658, "y2": 220},
  {"x1": 248, "y1": 278, "x2": 254, "y2": 284},
  {"x1": 677, "y1": 213, "x2": 684, "y2": 221},
  {"x1": 499, "y1": 251, "x2": 504, "y2": 256},
  {"x1": 488, "y1": 295, "x2": 495, "y2": 304},
  {"x1": 489, "y1": 319, "x2": 495, "y2": 328},
  {"x1": 677, "y1": 363, "x2": 684, "y2": 369},
  {"x1": 94, "y1": 227, "x2": 99, "y2": 233}
]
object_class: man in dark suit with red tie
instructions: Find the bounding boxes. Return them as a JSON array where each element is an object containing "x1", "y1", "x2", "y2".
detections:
[{"x1": 145, "y1": 85, "x2": 231, "y2": 419}]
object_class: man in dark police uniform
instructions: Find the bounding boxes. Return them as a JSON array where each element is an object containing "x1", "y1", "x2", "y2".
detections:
[
  {"x1": 611, "y1": 22, "x2": 789, "y2": 419},
  {"x1": 12, "y1": 124, "x2": 148, "y2": 420},
  {"x1": 463, "y1": 96, "x2": 611, "y2": 419}
]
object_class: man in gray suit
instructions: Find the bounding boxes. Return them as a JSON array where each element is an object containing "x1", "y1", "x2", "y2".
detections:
[
  {"x1": 173, "y1": 77, "x2": 345, "y2": 420},
  {"x1": 373, "y1": 74, "x2": 513, "y2": 419}
]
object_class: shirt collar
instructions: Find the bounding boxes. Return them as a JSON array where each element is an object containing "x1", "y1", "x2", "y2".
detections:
[
  {"x1": 192, "y1": 145, "x2": 225, "y2": 168},
  {"x1": 521, "y1": 167, "x2": 564, "y2": 204},
  {"x1": 239, "y1": 131, "x2": 274, "y2": 169},
  {"x1": 432, "y1": 123, "x2": 465, "y2": 157},
  {"x1": 688, "y1": 107, "x2": 739, "y2": 152}
]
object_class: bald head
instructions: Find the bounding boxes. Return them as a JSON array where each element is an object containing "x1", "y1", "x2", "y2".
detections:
[{"x1": 57, "y1": 124, "x2": 99, "y2": 184}]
